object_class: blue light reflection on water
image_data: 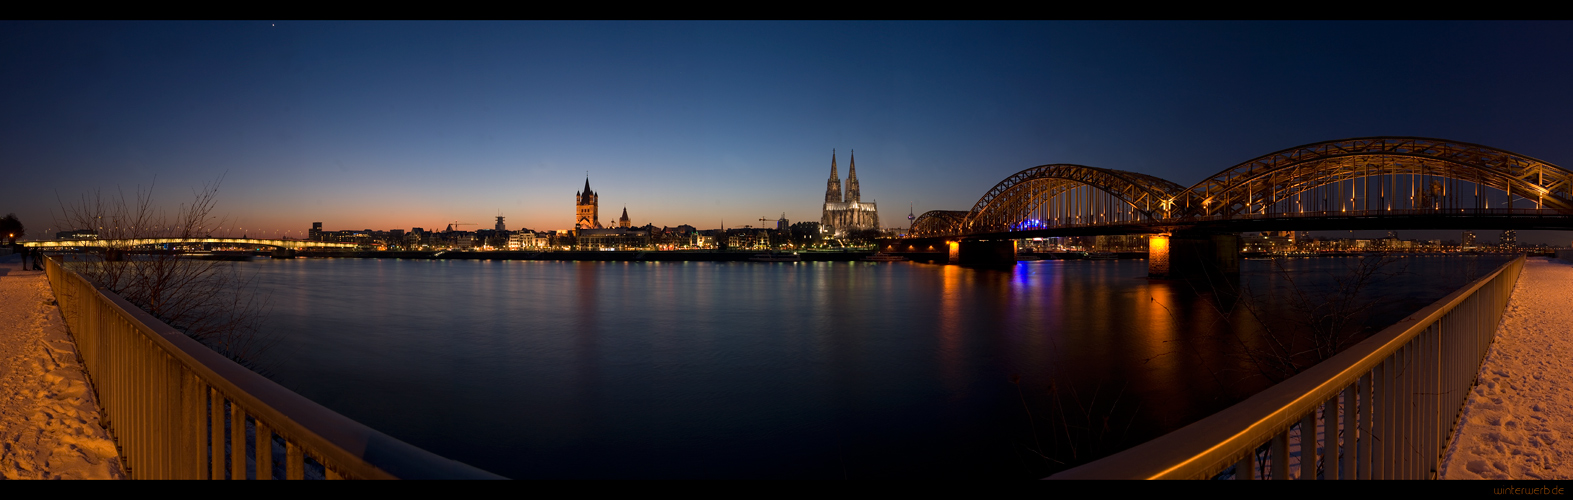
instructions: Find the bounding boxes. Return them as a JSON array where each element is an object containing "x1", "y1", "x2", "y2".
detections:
[{"x1": 233, "y1": 255, "x2": 1509, "y2": 478}]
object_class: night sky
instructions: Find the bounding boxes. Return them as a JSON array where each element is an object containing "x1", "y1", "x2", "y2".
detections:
[{"x1": 5, "y1": 21, "x2": 1573, "y2": 244}]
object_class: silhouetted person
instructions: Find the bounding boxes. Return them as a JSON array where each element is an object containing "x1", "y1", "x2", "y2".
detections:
[
  {"x1": 31, "y1": 248, "x2": 43, "y2": 271},
  {"x1": 17, "y1": 245, "x2": 27, "y2": 269}
]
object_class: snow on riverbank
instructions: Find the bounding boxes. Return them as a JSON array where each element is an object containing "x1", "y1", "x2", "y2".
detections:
[
  {"x1": 1440, "y1": 257, "x2": 1573, "y2": 480},
  {"x1": 0, "y1": 254, "x2": 123, "y2": 479}
]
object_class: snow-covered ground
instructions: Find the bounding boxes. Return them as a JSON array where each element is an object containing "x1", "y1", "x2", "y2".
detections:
[
  {"x1": 0, "y1": 254, "x2": 123, "y2": 479},
  {"x1": 1441, "y1": 257, "x2": 1573, "y2": 480}
]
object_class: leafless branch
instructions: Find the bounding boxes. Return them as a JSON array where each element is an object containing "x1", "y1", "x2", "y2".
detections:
[{"x1": 54, "y1": 175, "x2": 276, "y2": 370}]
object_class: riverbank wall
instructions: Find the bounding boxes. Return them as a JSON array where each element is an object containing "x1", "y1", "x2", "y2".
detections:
[{"x1": 291, "y1": 250, "x2": 882, "y2": 262}]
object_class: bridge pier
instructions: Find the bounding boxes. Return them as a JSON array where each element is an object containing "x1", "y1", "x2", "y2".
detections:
[
  {"x1": 950, "y1": 239, "x2": 1017, "y2": 269},
  {"x1": 1147, "y1": 234, "x2": 1170, "y2": 276},
  {"x1": 1151, "y1": 232, "x2": 1240, "y2": 279},
  {"x1": 271, "y1": 248, "x2": 297, "y2": 259},
  {"x1": 878, "y1": 237, "x2": 950, "y2": 264}
]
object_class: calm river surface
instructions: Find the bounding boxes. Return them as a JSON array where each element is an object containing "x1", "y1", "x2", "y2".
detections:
[{"x1": 231, "y1": 255, "x2": 1511, "y2": 479}]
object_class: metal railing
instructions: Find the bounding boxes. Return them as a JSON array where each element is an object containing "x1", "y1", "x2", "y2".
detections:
[
  {"x1": 1050, "y1": 255, "x2": 1525, "y2": 479},
  {"x1": 44, "y1": 256, "x2": 504, "y2": 479}
]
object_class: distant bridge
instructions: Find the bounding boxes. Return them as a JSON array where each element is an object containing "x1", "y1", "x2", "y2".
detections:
[
  {"x1": 23, "y1": 238, "x2": 358, "y2": 250},
  {"x1": 894, "y1": 137, "x2": 1573, "y2": 273}
]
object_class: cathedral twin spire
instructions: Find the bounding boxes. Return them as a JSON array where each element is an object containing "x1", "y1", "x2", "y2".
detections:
[
  {"x1": 825, "y1": 150, "x2": 842, "y2": 204},
  {"x1": 825, "y1": 149, "x2": 861, "y2": 204},
  {"x1": 846, "y1": 150, "x2": 860, "y2": 203}
]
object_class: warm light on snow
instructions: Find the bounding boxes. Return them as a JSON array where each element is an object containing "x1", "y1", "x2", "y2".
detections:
[
  {"x1": 1441, "y1": 258, "x2": 1573, "y2": 480},
  {"x1": 0, "y1": 254, "x2": 124, "y2": 479}
]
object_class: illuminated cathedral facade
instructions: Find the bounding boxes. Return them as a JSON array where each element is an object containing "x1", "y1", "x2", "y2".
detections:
[{"x1": 820, "y1": 150, "x2": 879, "y2": 237}]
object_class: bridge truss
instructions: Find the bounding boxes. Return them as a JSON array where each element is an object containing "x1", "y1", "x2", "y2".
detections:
[{"x1": 911, "y1": 137, "x2": 1573, "y2": 238}]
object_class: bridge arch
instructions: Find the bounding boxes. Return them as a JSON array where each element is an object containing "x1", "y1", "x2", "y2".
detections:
[
  {"x1": 909, "y1": 210, "x2": 972, "y2": 237},
  {"x1": 1171, "y1": 137, "x2": 1573, "y2": 219},
  {"x1": 958, "y1": 164, "x2": 1187, "y2": 234}
]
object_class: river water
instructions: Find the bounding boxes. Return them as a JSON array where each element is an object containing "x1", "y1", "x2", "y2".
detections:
[{"x1": 223, "y1": 255, "x2": 1511, "y2": 479}]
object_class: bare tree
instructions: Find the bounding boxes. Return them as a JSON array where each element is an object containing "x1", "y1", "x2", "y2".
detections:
[
  {"x1": 1175, "y1": 254, "x2": 1408, "y2": 385},
  {"x1": 1249, "y1": 255, "x2": 1406, "y2": 375},
  {"x1": 55, "y1": 176, "x2": 275, "y2": 369},
  {"x1": 0, "y1": 213, "x2": 23, "y2": 244}
]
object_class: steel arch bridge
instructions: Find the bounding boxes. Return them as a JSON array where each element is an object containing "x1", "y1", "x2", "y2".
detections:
[{"x1": 909, "y1": 137, "x2": 1573, "y2": 239}]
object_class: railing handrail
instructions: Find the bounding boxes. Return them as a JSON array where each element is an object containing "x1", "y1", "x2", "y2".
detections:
[
  {"x1": 1050, "y1": 255, "x2": 1525, "y2": 479},
  {"x1": 45, "y1": 256, "x2": 505, "y2": 479}
]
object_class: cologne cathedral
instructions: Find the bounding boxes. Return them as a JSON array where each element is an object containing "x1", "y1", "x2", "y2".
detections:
[{"x1": 820, "y1": 150, "x2": 879, "y2": 237}]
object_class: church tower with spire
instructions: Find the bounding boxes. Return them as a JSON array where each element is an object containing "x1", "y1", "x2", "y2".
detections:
[
  {"x1": 576, "y1": 177, "x2": 601, "y2": 230},
  {"x1": 619, "y1": 207, "x2": 631, "y2": 228}
]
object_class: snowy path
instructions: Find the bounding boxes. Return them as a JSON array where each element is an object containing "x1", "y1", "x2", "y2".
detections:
[
  {"x1": 0, "y1": 254, "x2": 124, "y2": 479},
  {"x1": 1440, "y1": 257, "x2": 1573, "y2": 480}
]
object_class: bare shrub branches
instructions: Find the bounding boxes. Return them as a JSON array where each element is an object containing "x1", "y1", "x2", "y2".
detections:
[
  {"x1": 54, "y1": 175, "x2": 276, "y2": 368},
  {"x1": 1216, "y1": 255, "x2": 1407, "y2": 384}
]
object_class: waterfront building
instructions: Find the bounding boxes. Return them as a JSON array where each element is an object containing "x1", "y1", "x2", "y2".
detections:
[
  {"x1": 55, "y1": 229, "x2": 98, "y2": 240},
  {"x1": 723, "y1": 228, "x2": 775, "y2": 250},
  {"x1": 508, "y1": 231, "x2": 547, "y2": 250},
  {"x1": 577, "y1": 227, "x2": 650, "y2": 250},
  {"x1": 475, "y1": 229, "x2": 510, "y2": 250},
  {"x1": 1242, "y1": 231, "x2": 1294, "y2": 253},
  {"x1": 820, "y1": 150, "x2": 879, "y2": 237}
]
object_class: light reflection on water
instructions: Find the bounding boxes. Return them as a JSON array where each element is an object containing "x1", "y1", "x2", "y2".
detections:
[{"x1": 227, "y1": 256, "x2": 1508, "y2": 478}]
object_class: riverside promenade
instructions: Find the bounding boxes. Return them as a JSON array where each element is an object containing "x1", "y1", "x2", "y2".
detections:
[
  {"x1": 0, "y1": 254, "x2": 123, "y2": 479},
  {"x1": 1442, "y1": 257, "x2": 1573, "y2": 480}
]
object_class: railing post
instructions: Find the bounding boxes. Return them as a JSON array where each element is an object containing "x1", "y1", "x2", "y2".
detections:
[
  {"x1": 1300, "y1": 411, "x2": 1317, "y2": 479},
  {"x1": 211, "y1": 388, "x2": 224, "y2": 479},
  {"x1": 1370, "y1": 362, "x2": 1385, "y2": 480},
  {"x1": 286, "y1": 441, "x2": 305, "y2": 480},
  {"x1": 257, "y1": 423, "x2": 273, "y2": 480},
  {"x1": 1341, "y1": 384, "x2": 1355, "y2": 480},
  {"x1": 1235, "y1": 454, "x2": 1255, "y2": 480},
  {"x1": 1321, "y1": 395, "x2": 1338, "y2": 479},
  {"x1": 1427, "y1": 324, "x2": 1440, "y2": 479},
  {"x1": 156, "y1": 349, "x2": 169, "y2": 478},
  {"x1": 182, "y1": 374, "x2": 205, "y2": 479},
  {"x1": 1403, "y1": 341, "x2": 1415, "y2": 477},
  {"x1": 1415, "y1": 339, "x2": 1428, "y2": 481},
  {"x1": 1272, "y1": 431, "x2": 1289, "y2": 479},
  {"x1": 232, "y1": 406, "x2": 247, "y2": 480}
]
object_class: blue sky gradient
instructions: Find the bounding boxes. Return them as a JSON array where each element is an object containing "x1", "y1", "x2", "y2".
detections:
[{"x1": 5, "y1": 21, "x2": 1573, "y2": 243}]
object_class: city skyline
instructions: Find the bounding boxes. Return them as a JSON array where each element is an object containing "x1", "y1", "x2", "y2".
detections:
[{"x1": 7, "y1": 21, "x2": 1573, "y2": 243}]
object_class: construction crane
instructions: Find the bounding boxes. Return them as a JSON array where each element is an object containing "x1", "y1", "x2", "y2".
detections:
[{"x1": 444, "y1": 221, "x2": 478, "y2": 250}]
